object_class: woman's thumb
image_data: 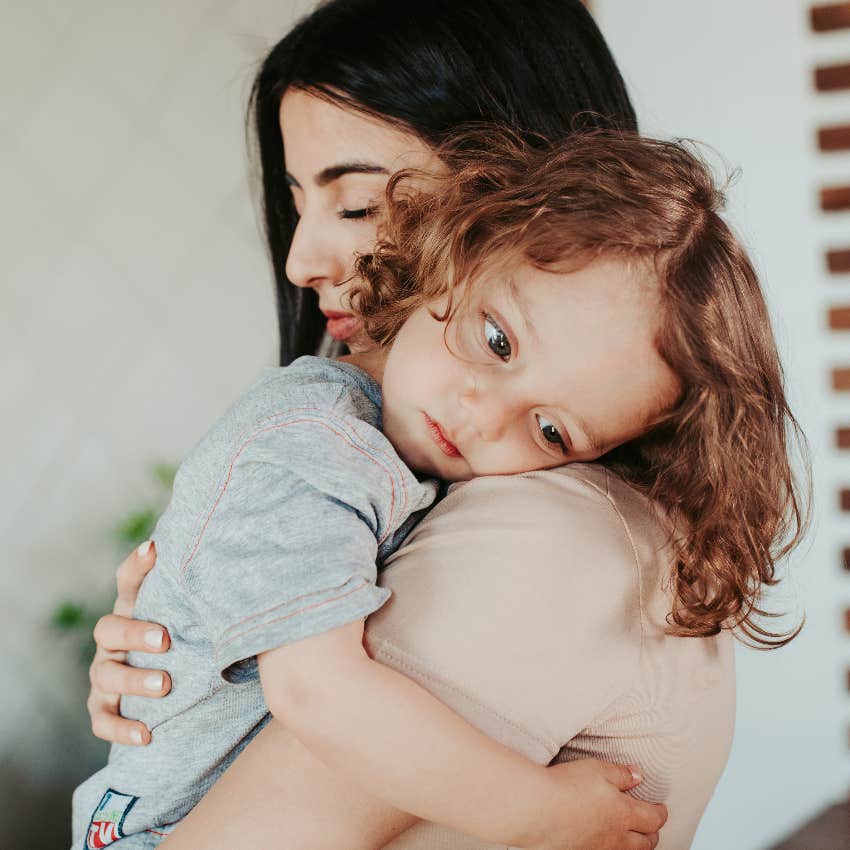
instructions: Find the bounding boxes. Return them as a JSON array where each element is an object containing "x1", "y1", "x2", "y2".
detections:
[{"x1": 610, "y1": 762, "x2": 643, "y2": 791}]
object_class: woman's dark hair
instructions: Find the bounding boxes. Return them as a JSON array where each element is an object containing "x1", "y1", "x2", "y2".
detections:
[{"x1": 248, "y1": 0, "x2": 637, "y2": 365}]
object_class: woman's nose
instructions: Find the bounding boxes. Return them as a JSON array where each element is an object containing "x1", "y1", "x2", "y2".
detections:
[{"x1": 285, "y1": 214, "x2": 346, "y2": 289}]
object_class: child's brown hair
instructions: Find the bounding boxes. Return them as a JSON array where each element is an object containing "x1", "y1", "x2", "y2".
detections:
[{"x1": 351, "y1": 126, "x2": 810, "y2": 649}]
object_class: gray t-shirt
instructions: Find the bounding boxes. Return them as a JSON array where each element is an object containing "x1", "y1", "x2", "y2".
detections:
[{"x1": 71, "y1": 356, "x2": 438, "y2": 850}]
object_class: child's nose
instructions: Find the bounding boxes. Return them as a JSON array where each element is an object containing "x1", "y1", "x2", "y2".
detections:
[{"x1": 459, "y1": 387, "x2": 513, "y2": 443}]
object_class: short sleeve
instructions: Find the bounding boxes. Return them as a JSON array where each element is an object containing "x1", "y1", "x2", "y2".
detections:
[
  {"x1": 364, "y1": 466, "x2": 643, "y2": 763},
  {"x1": 180, "y1": 418, "x2": 399, "y2": 680}
]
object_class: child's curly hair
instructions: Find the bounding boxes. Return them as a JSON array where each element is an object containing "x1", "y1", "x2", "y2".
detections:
[{"x1": 350, "y1": 125, "x2": 811, "y2": 649}]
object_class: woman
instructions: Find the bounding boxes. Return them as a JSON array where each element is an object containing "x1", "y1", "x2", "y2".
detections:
[{"x1": 84, "y1": 1, "x2": 792, "y2": 846}]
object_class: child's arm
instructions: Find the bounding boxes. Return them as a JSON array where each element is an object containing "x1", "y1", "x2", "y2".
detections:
[
  {"x1": 258, "y1": 618, "x2": 660, "y2": 850},
  {"x1": 158, "y1": 718, "x2": 418, "y2": 850},
  {"x1": 157, "y1": 718, "x2": 660, "y2": 850}
]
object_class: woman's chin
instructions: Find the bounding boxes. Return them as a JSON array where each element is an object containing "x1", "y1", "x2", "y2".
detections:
[{"x1": 339, "y1": 330, "x2": 374, "y2": 352}]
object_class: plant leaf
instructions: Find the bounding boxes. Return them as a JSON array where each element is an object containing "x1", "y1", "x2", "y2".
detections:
[
  {"x1": 52, "y1": 602, "x2": 85, "y2": 629},
  {"x1": 115, "y1": 508, "x2": 158, "y2": 547},
  {"x1": 153, "y1": 462, "x2": 177, "y2": 491}
]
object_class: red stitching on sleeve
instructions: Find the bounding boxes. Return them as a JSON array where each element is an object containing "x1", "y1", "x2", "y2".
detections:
[
  {"x1": 218, "y1": 579, "x2": 368, "y2": 640},
  {"x1": 215, "y1": 578, "x2": 376, "y2": 656},
  {"x1": 254, "y1": 406, "x2": 411, "y2": 527},
  {"x1": 179, "y1": 412, "x2": 408, "y2": 586}
]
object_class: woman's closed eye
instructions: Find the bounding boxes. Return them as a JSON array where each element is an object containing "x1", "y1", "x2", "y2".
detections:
[{"x1": 338, "y1": 204, "x2": 379, "y2": 220}]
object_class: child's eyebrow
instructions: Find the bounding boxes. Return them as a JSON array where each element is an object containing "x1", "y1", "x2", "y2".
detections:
[
  {"x1": 285, "y1": 162, "x2": 389, "y2": 190},
  {"x1": 574, "y1": 415, "x2": 605, "y2": 456},
  {"x1": 505, "y1": 276, "x2": 539, "y2": 343}
]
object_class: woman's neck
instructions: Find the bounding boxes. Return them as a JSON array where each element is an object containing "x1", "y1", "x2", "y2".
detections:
[{"x1": 337, "y1": 347, "x2": 388, "y2": 387}]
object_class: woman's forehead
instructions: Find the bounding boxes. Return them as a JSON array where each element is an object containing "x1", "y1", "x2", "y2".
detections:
[{"x1": 279, "y1": 89, "x2": 430, "y2": 173}]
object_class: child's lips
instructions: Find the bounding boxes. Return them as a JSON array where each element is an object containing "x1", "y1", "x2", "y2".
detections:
[{"x1": 424, "y1": 413, "x2": 462, "y2": 458}]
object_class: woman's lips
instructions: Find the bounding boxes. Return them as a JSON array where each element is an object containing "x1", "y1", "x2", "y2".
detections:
[
  {"x1": 424, "y1": 413, "x2": 462, "y2": 458},
  {"x1": 322, "y1": 311, "x2": 363, "y2": 342}
]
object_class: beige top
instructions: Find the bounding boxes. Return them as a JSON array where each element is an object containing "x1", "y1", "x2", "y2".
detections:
[{"x1": 365, "y1": 463, "x2": 735, "y2": 850}]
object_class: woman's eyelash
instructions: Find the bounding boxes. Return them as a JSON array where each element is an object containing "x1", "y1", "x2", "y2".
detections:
[
  {"x1": 482, "y1": 312, "x2": 512, "y2": 360},
  {"x1": 339, "y1": 205, "x2": 379, "y2": 220}
]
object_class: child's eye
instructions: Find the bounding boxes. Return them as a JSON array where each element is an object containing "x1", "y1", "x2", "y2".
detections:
[
  {"x1": 536, "y1": 414, "x2": 567, "y2": 453},
  {"x1": 339, "y1": 205, "x2": 379, "y2": 220},
  {"x1": 483, "y1": 313, "x2": 511, "y2": 360}
]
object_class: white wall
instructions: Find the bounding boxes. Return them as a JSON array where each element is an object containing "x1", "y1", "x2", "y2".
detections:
[
  {"x1": 1, "y1": 2, "x2": 313, "y2": 845},
  {"x1": 593, "y1": 1, "x2": 850, "y2": 847}
]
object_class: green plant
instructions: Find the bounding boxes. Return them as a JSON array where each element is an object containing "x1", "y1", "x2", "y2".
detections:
[{"x1": 52, "y1": 462, "x2": 176, "y2": 665}]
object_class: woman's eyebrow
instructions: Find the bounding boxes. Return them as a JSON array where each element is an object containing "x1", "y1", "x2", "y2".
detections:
[{"x1": 285, "y1": 162, "x2": 389, "y2": 190}]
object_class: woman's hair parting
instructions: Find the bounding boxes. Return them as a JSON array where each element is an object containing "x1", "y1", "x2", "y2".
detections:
[
  {"x1": 247, "y1": 0, "x2": 636, "y2": 365},
  {"x1": 352, "y1": 125, "x2": 811, "y2": 649}
]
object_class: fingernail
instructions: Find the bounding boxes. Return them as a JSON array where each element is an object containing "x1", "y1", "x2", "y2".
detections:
[
  {"x1": 137, "y1": 540, "x2": 152, "y2": 557},
  {"x1": 130, "y1": 728, "x2": 144, "y2": 745},
  {"x1": 630, "y1": 768, "x2": 643, "y2": 784},
  {"x1": 144, "y1": 673, "x2": 164, "y2": 692},
  {"x1": 144, "y1": 629, "x2": 164, "y2": 649}
]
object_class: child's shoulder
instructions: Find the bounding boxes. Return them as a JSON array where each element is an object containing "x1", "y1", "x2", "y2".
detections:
[
  {"x1": 243, "y1": 355, "x2": 383, "y2": 426},
  {"x1": 193, "y1": 355, "x2": 383, "y2": 456},
  {"x1": 178, "y1": 355, "x2": 425, "y2": 505},
  {"x1": 159, "y1": 355, "x2": 434, "y2": 563}
]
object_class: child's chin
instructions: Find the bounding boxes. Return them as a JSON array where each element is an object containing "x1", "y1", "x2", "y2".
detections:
[
  {"x1": 434, "y1": 463, "x2": 474, "y2": 483},
  {"x1": 410, "y1": 455, "x2": 461, "y2": 482},
  {"x1": 399, "y1": 438, "x2": 471, "y2": 482}
]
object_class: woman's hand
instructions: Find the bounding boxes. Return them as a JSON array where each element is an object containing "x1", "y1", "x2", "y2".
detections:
[
  {"x1": 530, "y1": 759, "x2": 667, "y2": 850},
  {"x1": 87, "y1": 541, "x2": 172, "y2": 746}
]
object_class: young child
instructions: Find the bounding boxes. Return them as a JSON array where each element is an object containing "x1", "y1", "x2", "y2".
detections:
[{"x1": 72, "y1": 128, "x2": 806, "y2": 850}]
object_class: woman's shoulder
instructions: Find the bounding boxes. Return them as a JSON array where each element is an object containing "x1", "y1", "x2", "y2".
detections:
[
  {"x1": 374, "y1": 463, "x2": 682, "y2": 679},
  {"x1": 445, "y1": 461, "x2": 656, "y2": 521},
  {"x1": 368, "y1": 463, "x2": 664, "y2": 760},
  {"x1": 452, "y1": 461, "x2": 663, "y2": 521},
  {"x1": 378, "y1": 463, "x2": 668, "y2": 647},
  {"x1": 410, "y1": 462, "x2": 672, "y2": 584}
]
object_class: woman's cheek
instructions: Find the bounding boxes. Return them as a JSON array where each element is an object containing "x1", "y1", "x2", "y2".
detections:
[
  {"x1": 342, "y1": 326, "x2": 372, "y2": 354},
  {"x1": 349, "y1": 210, "x2": 383, "y2": 252}
]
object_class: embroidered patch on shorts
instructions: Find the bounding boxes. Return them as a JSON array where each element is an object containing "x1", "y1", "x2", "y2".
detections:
[{"x1": 86, "y1": 788, "x2": 138, "y2": 849}]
